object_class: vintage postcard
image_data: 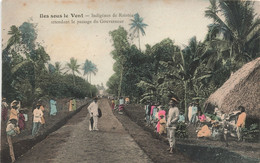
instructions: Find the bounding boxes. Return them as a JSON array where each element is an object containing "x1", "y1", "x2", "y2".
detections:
[{"x1": 1, "y1": 0, "x2": 260, "y2": 162}]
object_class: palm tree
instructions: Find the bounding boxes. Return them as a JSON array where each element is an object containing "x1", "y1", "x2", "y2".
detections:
[
  {"x1": 159, "y1": 37, "x2": 208, "y2": 119},
  {"x1": 54, "y1": 62, "x2": 64, "y2": 75},
  {"x1": 6, "y1": 25, "x2": 21, "y2": 50},
  {"x1": 82, "y1": 59, "x2": 98, "y2": 84},
  {"x1": 205, "y1": 0, "x2": 260, "y2": 72},
  {"x1": 66, "y1": 57, "x2": 81, "y2": 86},
  {"x1": 129, "y1": 13, "x2": 148, "y2": 50}
]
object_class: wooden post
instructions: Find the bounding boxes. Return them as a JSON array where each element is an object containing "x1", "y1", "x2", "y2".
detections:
[{"x1": 7, "y1": 135, "x2": 15, "y2": 163}]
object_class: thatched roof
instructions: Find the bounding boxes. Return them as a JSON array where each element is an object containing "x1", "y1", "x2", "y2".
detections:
[{"x1": 204, "y1": 57, "x2": 260, "y2": 119}]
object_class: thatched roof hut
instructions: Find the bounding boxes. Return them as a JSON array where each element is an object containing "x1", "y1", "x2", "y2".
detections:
[{"x1": 204, "y1": 57, "x2": 260, "y2": 119}]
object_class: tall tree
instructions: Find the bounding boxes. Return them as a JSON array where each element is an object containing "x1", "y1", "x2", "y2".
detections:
[
  {"x1": 82, "y1": 59, "x2": 98, "y2": 84},
  {"x1": 110, "y1": 26, "x2": 131, "y2": 97},
  {"x1": 66, "y1": 57, "x2": 81, "y2": 86},
  {"x1": 205, "y1": 0, "x2": 260, "y2": 72},
  {"x1": 54, "y1": 62, "x2": 64, "y2": 75},
  {"x1": 129, "y1": 13, "x2": 148, "y2": 50}
]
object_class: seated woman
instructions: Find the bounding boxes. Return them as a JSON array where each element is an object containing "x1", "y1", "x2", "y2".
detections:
[
  {"x1": 6, "y1": 119, "x2": 20, "y2": 136},
  {"x1": 198, "y1": 111, "x2": 206, "y2": 122},
  {"x1": 197, "y1": 125, "x2": 211, "y2": 138}
]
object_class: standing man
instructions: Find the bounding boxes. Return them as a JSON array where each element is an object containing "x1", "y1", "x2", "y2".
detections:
[
  {"x1": 166, "y1": 97, "x2": 179, "y2": 154},
  {"x1": 32, "y1": 104, "x2": 43, "y2": 137},
  {"x1": 87, "y1": 97, "x2": 99, "y2": 131}
]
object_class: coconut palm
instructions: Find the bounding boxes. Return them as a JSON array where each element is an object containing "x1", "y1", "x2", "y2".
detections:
[
  {"x1": 54, "y1": 62, "x2": 64, "y2": 75},
  {"x1": 65, "y1": 57, "x2": 81, "y2": 86},
  {"x1": 6, "y1": 25, "x2": 21, "y2": 50},
  {"x1": 205, "y1": 0, "x2": 260, "y2": 71},
  {"x1": 129, "y1": 13, "x2": 148, "y2": 50},
  {"x1": 82, "y1": 59, "x2": 98, "y2": 84}
]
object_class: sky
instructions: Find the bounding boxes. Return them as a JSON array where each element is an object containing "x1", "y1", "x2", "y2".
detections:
[{"x1": 2, "y1": 0, "x2": 260, "y2": 87}]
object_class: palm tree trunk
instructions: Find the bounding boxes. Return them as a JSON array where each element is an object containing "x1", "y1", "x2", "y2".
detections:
[
  {"x1": 72, "y1": 71, "x2": 76, "y2": 86},
  {"x1": 138, "y1": 30, "x2": 141, "y2": 50},
  {"x1": 118, "y1": 65, "x2": 124, "y2": 97},
  {"x1": 184, "y1": 81, "x2": 188, "y2": 121}
]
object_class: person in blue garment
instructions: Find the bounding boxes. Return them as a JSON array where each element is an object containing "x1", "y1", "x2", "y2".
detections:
[
  {"x1": 178, "y1": 112, "x2": 185, "y2": 123},
  {"x1": 50, "y1": 99, "x2": 57, "y2": 116}
]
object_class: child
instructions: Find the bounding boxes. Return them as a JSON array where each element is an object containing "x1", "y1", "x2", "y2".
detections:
[
  {"x1": 159, "y1": 115, "x2": 167, "y2": 135},
  {"x1": 178, "y1": 112, "x2": 185, "y2": 123}
]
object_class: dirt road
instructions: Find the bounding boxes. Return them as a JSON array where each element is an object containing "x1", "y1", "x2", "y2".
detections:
[{"x1": 16, "y1": 99, "x2": 152, "y2": 163}]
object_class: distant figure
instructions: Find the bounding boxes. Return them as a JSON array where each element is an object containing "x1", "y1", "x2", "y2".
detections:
[
  {"x1": 159, "y1": 115, "x2": 167, "y2": 134},
  {"x1": 6, "y1": 119, "x2": 20, "y2": 163},
  {"x1": 190, "y1": 103, "x2": 198, "y2": 125},
  {"x1": 166, "y1": 98, "x2": 179, "y2": 154},
  {"x1": 32, "y1": 104, "x2": 43, "y2": 137},
  {"x1": 119, "y1": 97, "x2": 124, "y2": 105},
  {"x1": 2, "y1": 98, "x2": 9, "y2": 122},
  {"x1": 111, "y1": 99, "x2": 115, "y2": 110},
  {"x1": 50, "y1": 99, "x2": 57, "y2": 116},
  {"x1": 18, "y1": 110, "x2": 25, "y2": 131},
  {"x1": 156, "y1": 108, "x2": 166, "y2": 132},
  {"x1": 145, "y1": 103, "x2": 151, "y2": 126},
  {"x1": 197, "y1": 125, "x2": 211, "y2": 138},
  {"x1": 87, "y1": 97, "x2": 99, "y2": 131},
  {"x1": 178, "y1": 112, "x2": 185, "y2": 123},
  {"x1": 198, "y1": 111, "x2": 206, "y2": 122},
  {"x1": 125, "y1": 97, "x2": 130, "y2": 104},
  {"x1": 9, "y1": 105, "x2": 19, "y2": 121},
  {"x1": 236, "y1": 106, "x2": 246, "y2": 141},
  {"x1": 6, "y1": 119, "x2": 20, "y2": 136},
  {"x1": 151, "y1": 104, "x2": 158, "y2": 127},
  {"x1": 188, "y1": 103, "x2": 193, "y2": 122},
  {"x1": 69, "y1": 98, "x2": 77, "y2": 111},
  {"x1": 39, "y1": 104, "x2": 46, "y2": 127}
]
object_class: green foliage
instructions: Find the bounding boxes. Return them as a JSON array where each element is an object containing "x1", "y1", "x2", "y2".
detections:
[
  {"x1": 176, "y1": 122, "x2": 188, "y2": 138},
  {"x1": 82, "y1": 59, "x2": 98, "y2": 84},
  {"x1": 242, "y1": 123, "x2": 260, "y2": 142},
  {"x1": 2, "y1": 21, "x2": 98, "y2": 107}
]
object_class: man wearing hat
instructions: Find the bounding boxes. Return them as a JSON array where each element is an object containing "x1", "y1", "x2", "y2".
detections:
[
  {"x1": 166, "y1": 97, "x2": 180, "y2": 154},
  {"x1": 87, "y1": 97, "x2": 99, "y2": 131}
]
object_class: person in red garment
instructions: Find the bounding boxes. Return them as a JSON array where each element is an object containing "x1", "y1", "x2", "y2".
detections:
[
  {"x1": 236, "y1": 106, "x2": 246, "y2": 141},
  {"x1": 18, "y1": 109, "x2": 26, "y2": 131}
]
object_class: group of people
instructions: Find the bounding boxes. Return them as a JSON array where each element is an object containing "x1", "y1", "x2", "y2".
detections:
[
  {"x1": 2, "y1": 97, "x2": 79, "y2": 162},
  {"x1": 193, "y1": 104, "x2": 247, "y2": 143},
  {"x1": 1, "y1": 98, "x2": 61, "y2": 138},
  {"x1": 144, "y1": 98, "x2": 180, "y2": 154},
  {"x1": 110, "y1": 96, "x2": 130, "y2": 112}
]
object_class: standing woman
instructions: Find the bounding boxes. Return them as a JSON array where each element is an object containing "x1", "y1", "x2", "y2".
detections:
[
  {"x1": 111, "y1": 99, "x2": 115, "y2": 110},
  {"x1": 50, "y1": 99, "x2": 57, "y2": 116},
  {"x1": 236, "y1": 106, "x2": 246, "y2": 141},
  {"x1": 9, "y1": 104, "x2": 19, "y2": 121},
  {"x1": 166, "y1": 98, "x2": 179, "y2": 154}
]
